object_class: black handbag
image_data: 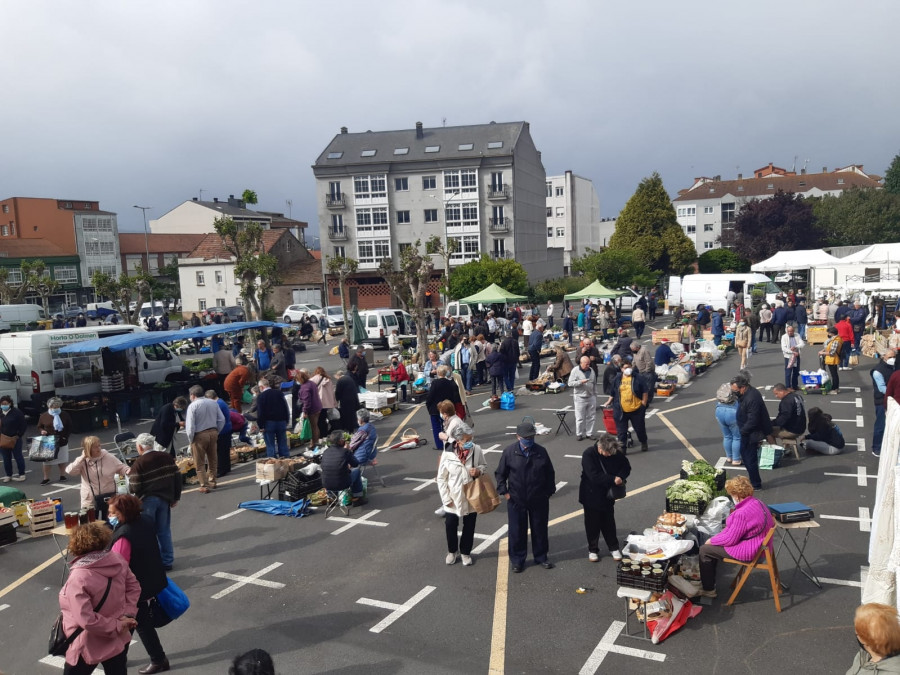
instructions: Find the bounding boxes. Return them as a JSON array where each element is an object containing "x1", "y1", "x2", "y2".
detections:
[
  {"x1": 49, "y1": 578, "x2": 112, "y2": 656},
  {"x1": 146, "y1": 597, "x2": 173, "y2": 628},
  {"x1": 599, "y1": 456, "x2": 626, "y2": 500},
  {"x1": 87, "y1": 460, "x2": 116, "y2": 521}
]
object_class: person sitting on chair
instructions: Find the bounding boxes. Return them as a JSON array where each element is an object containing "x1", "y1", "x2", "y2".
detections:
[
  {"x1": 347, "y1": 409, "x2": 378, "y2": 505},
  {"x1": 320, "y1": 430, "x2": 359, "y2": 499},
  {"x1": 697, "y1": 476, "x2": 775, "y2": 599},
  {"x1": 770, "y1": 383, "x2": 806, "y2": 443}
]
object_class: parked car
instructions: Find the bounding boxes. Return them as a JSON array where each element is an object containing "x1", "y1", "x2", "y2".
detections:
[
  {"x1": 324, "y1": 305, "x2": 345, "y2": 330},
  {"x1": 282, "y1": 303, "x2": 324, "y2": 323},
  {"x1": 211, "y1": 305, "x2": 245, "y2": 322}
]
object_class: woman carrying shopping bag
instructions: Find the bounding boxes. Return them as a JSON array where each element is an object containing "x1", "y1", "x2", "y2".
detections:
[
  {"x1": 578, "y1": 435, "x2": 631, "y2": 562},
  {"x1": 437, "y1": 424, "x2": 487, "y2": 566},
  {"x1": 37, "y1": 397, "x2": 73, "y2": 485}
]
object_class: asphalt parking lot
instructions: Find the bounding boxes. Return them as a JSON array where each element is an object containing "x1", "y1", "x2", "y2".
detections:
[{"x1": 0, "y1": 322, "x2": 877, "y2": 674}]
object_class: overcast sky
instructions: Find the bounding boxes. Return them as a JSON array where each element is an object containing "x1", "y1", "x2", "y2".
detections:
[{"x1": 2, "y1": 0, "x2": 897, "y2": 240}]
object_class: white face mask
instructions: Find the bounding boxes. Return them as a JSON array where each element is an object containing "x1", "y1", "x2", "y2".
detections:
[
  {"x1": 888, "y1": 358, "x2": 896, "y2": 366},
  {"x1": 623, "y1": 368, "x2": 633, "y2": 377}
]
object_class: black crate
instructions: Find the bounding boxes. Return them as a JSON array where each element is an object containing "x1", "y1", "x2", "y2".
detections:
[
  {"x1": 665, "y1": 497, "x2": 708, "y2": 516},
  {"x1": 679, "y1": 469, "x2": 726, "y2": 491},
  {"x1": 616, "y1": 557, "x2": 673, "y2": 593},
  {"x1": 280, "y1": 472, "x2": 322, "y2": 501}
]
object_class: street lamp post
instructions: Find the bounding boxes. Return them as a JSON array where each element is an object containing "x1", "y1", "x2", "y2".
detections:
[{"x1": 133, "y1": 205, "x2": 153, "y2": 317}]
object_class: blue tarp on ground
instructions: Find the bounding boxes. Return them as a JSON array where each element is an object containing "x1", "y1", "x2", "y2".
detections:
[{"x1": 58, "y1": 321, "x2": 289, "y2": 354}]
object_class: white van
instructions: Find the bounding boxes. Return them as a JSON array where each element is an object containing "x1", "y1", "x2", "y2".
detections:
[
  {"x1": 444, "y1": 302, "x2": 473, "y2": 320},
  {"x1": 354, "y1": 309, "x2": 400, "y2": 348},
  {"x1": 0, "y1": 352, "x2": 18, "y2": 404},
  {"x1": 0, "y1": 304, "x2": 46, "y2": 332},
  {"x1": 0, "y1": 325, "x2": 186, "y2": 416},
  {"x1": 670, "y1": 273, "x2": 779, "y2": 311}
]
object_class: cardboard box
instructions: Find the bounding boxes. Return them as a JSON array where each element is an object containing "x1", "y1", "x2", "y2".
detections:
[{"x1": 256, "y1": 459, "x2": 289, "y2": 482}]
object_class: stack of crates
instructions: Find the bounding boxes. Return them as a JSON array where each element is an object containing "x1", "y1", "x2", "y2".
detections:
[
  {"x1": 27, "y1": 500, "x2": 56, "y2": 537},
  {"x1": 0, "y1": 505, "x2": 17, "y2": 546}
]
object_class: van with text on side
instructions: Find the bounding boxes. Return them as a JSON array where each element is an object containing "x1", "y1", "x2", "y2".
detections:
[{"x1": 0, "y1": 325, "x2": 186, "y2": 417}]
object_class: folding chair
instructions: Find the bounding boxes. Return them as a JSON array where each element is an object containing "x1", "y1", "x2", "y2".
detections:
[
  {"x1": 360, "y1": 460, "x2": 386, "y2": 488},
  {"x1": 325, "y1": 489, "x2": 350, "y2": 518},
  {"x1": 113, "y1": 431, "x2": 138, "y2": 464},
  {"x1": 724, "y1": 526, "x2": 782, "y2": 612}
]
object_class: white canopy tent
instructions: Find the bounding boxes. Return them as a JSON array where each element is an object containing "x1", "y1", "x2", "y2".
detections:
[
  {"x1": 750, "y1": 249, "x2": 842, "y2": 272},
  {"x1": 825, "y1": 243, "x2": 900, "y2": 292},
  {"x1": 840, "y1": 243, "x2": 900, "y2": 265}
]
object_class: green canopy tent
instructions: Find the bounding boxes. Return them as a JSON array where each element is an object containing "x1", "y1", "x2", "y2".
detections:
[
  {"x1": 350, "y1": 307, "x2": 368, "y2": 345},
  {"x1": 459, "y1": 283, "x2": 527, "y2": 305},
  {"x1": 563, "y1": 280, "x2": 624, "y2": 300}
]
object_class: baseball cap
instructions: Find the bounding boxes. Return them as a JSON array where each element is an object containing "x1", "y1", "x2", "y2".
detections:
[{"x1": 516, "y1": 421, "x2": 537, "y2": 437}]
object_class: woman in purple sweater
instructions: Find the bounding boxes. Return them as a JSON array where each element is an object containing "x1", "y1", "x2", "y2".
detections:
[{"x1": 698, "y1": 475, "x2": 774, "y2": 598}]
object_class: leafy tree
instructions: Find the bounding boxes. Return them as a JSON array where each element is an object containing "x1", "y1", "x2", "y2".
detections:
[
  {"x1": 325, "y1": 255, "x2": 359, "y2": 332},
  {"x1": 810, "y1": 188, "x2": 900, "y2": 246},
  {"x1": 0, "y1": 267, "x2": 31, "y2": 305},
  {"x1": 92, "y1": 266, "x2": 151, "y2": 325},
  {"x1": 213, "y1": 216, "x2": 280, "y2": 320},
  {"x1": 731, "y1": 191, "x2": 823, "y2": 263},
  {"x1": 571, "y1": 248, "x2": 657, "y2": 289},
  {"x1": 155, "y1": 256, "x2": 181, "y2": 306},
  {"x1": 0, "y1": 260, "x2": 61, "y2": 311},
  {"x1": 608, "y1": 172, "x2": 696, "y2": 274},
  {"x1": 379, "y1": 241, "x2": 433, "y2": 364},
  {"x1": 242, "y1": 189, "x2": 259, "y2": 206},
  {"x1": 885, "y1": 153, "x2": 900, "y2": 195},
  {"x1": 425, "y1": 235, "x2": 459, "y2": 300},
  {"x1": 697, "y1": 248, "x2": 750, "y2": 273},
  {"x1": 531, "y1": 276, "x2": 587, "y2": 304},
  {"x1": 447, "y1": 256, "x2": 529, "y2": 300}
]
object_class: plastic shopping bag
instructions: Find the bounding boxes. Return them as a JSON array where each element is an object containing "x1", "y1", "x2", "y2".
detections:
[
  {"x1": 500, "y1": 391, "x2": 516, "y2": 410},
  {"x1": 298, "y1": 418, "x2": 312, "y2": 443}
]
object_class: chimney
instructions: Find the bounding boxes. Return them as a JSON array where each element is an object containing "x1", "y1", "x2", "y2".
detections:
[
  {"x1": 737, "y1": 173, "x2": 742, "y2": 180},
  {"x1": 213, "y1": 197, "x2": 218, "y2": 203},
  {"x1": 823, "y1": 166, "x2": 827, "y2": 173},
  {"x1": 801, "y1": 168, "x2": 806, "y2": 175},
  {"x1": 340, "y1": 126, "x2": 348, "y2": 134},
  {"x1": 415, "y1": 122, "x2": 424, "y2": 139},
  {"x1": 714, "y1": 175, "x2": 721, "y2": 181},
  {"x1": 192, "y1": 197, "x2": 198, "y2": 201}
]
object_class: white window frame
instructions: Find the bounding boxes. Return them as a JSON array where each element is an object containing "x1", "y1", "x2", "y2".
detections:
[
  {"x1": 422, "y1": 176, "x2": 436, "y2": 190},
  {"x1": 215, "y1": 270, "x2": 223, "y2": 284},
  {"x1": 555, "y1": 207, "x2": 564, "y2": 217},
  {"x1": 5, "y1": 268, "x2": 23, "y2": 284},
  {"x1": 394, "y1": 177, "x2": 409, "y2": 191},
  {"x1": 196, "y1": 271, "x2": 205, "y2": 286},
  {"x1": 443, "y1": 169, "x2": 477, "y2": 195},
  {"x1": 445, "y1": 201, "x2": 479, "y2": 233},
  {"x1": 357, "y1": 238, "x2": 391, "y2": 266},
  {"x1": 449, "y1": 235, "x2": 480, "y2": 263},
  {"x1": 353, "y1": 174, "x2": 387, "y2": 200},
  {"x1": 424, "y1": 209, "x2": 438, "y2": 223},
  {"x1": 555, "y1": 186, "x2": 564, "y2": 197},
  {"x1": 686, "y1": 225, "x2": 697, "y2": 234},
  {"x1": 704, "y1": 224, "x2": 714, "y2": 232},
  {"x1": 356, "y1": 207, "x2": 389, "y2": 236},
  {"x1": 198, "y1": 298, "x2": 207, "y2": 311},
  {"x1": 53, "y1": 266, "x2": 78, "y2": 284},
  {"x1": 396, "y1": 210, "x2": 410, "y2": 224},
  {"x1": 216, "y1": 298, "x2": 226, "y2": 307},
  {"x1": 704, "y1": 241, "x2": 714, "y2": 250},
  {"x1": 703, "y1": 206, "x2": 714, "y2": 214}
]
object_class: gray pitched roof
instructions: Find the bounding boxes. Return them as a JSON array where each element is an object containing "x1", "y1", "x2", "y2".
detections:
[
  {"x1": 313, "y1": 121, "x2": 527, "y2": 167},
  {"x1": 191, "y1": 200, "x2": 272, "y2": 219}
]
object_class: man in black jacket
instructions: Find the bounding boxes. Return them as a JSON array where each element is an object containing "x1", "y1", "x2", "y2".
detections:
[
  {"x1": 129, "y1": 433, "x2": 182, "y2": 571},
  {"x1": 150, "y1": 397, "x2": 187, "y2": 457},
  {"x1": 608, "y1": 329, "x2": 633, "y2": 360},
  {"x1": 347, "y1": 346, "x2": 370, "y2": 389},
  {"x1": 498, "y1": 332, "x2": 520, "y2": 392},
  {"x1": 256, "y1": 377, "x2": 291, "y2": 458},
  {"x1": 334, "y1": 370, "x2": 360, "y2": 433},
  {"x1": 495, "y1": 421, "x2": 556, "y2": 573},
  {"x1": 731, "y1": 374, "x2": 772, "y2": 490},
  {"x1": 320, "y1": 430, "x2": 359, "y2": 495},
  {"x1": 771, "y1": 383, "x2": 806, "y2": 441}
]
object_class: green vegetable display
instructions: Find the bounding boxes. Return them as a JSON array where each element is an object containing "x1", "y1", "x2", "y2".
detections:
[
  {"x1": 680, "y1": 459, "x2": 724, "y2": 495},
  {"x1": 665, "y1": 479, "x2": 713, "y2": 504}
]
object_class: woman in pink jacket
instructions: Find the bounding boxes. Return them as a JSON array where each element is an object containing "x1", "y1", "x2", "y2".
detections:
[
  {"x1": 697, "y1": 475, "x2": 774, "y2": 598},
  {"x1": 66, "y1": 436, "x2": 127, "y2": 518},
  {"x1": 59, "y1": 522, "x2": 140, "y2": 674}
]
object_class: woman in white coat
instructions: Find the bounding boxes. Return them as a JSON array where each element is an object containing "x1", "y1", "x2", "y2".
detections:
[{"x1": 437, "y1": 423, "x2": 487, "y2": 566}]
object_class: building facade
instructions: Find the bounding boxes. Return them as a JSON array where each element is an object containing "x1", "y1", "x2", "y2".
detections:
[
  {"x1": 545, "y1": 171, "x2": 603, "y2": 274},
  {"x1": 0, "y1": 239, "x2": 82, "y2": 308},
  {"x1": 149, "y1": 196, "x2": 273, "y2": 234},
  {"x1": 673, "y1": 164, "x2": 882, "y2": 253},
  {"x1": 118, "y1": 233, "x2": 207, "y2": 277},
  {"x1": 312, "y1": 121, "x2": 560, "y2": 310}
]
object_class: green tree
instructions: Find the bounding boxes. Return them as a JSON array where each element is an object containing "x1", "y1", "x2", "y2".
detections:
[
  {"x1": 447, "y1": 256, "x2": 529, "y2": 300},
  {"x1": 92, "y1": 266, "x2": 152, "y2": 325},
  {"x1": 379, "y1": 241, "x2": 434, "y2": 364},
  {"x1": 697, "y1": 248, "x2": 750, "y2": 273},
  {"x1": 25, "y1": 260, "x2": 61, "y2": 318},
  {"x1": 242, "y1": 189, "x2": 259, "y2": 206},
  {"x1": 325, "y1": 254, "x2": 359, "y2": 332},
  {"x1": 884, "y1": 153, "x2": 900, "y2": 195},
  {"x1": 0, "y1": 267, "x2": 31, "y2": 304},
  {"x1": 571, "y1": 248, "x2": 657, "y2": 289},
  {"x1": 732, "y1": 191, "x2": 823, "y2": 263},
  {"x1": 425, "y1": 235, "x2": 459, "y2": 300},
  {"x1": 213, "y1": 216, "x2": 281, "y2": 320},
  {"x1": 608, "y1": 172, "x2": 696, "y2": 274},
  {"x1": 810, "y1": 188, "x2": 900, "y2": 246},
  {"x1": 531, "y1": 276, "x2": 586, "y2": 304}
]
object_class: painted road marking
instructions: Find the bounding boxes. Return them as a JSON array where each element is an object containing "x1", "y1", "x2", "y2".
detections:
[
  {"x1": 541, "y1": 406, "x2": 573, "y2": 412},
  {"x1": 482, "y1": 444, "x2": 501, "y2": 454},
  {"x1": 656, "y1": 413, "x2": 704, "y2": 461},
  {"x1": 579, "y1": 620, "x2": 666, "y2": 673},
  {"x1": 329, "y1": 509, "x2": 389, "y2": 535},
  {"x1": 42, "y1": 483, "x2": 81, "y2": 497},
  {"x1": 39, "y1": 641, "x2": 137, "y2": 670},
  {"x1": 357, "y1": 585, "x2": 436, "y2": 634},
  {"x1": 564, "y1": 454, "x2": 581, "y2": 459},
  {"x1": 831, "y1": 417, "x2": 864, "y2": 427},
  {"x1": 0, "y1": 604, "x2": 8, "y2": 611},
  {"x1": 682, "y1": 381, "x2": 693, "y2": 388},
  {"x1": 856, "y1": 398, "x2": 863, "y2": 408},
  {"x1": 646, "y1": 409, "x2": 658, "y2": 418},
  {"x1": 211, "y1": 562, "x2": 285, "y2": 599},
  {"x1": 820, "y1": 507, "x2": 871, "y2": 532},
  {"x1": 403, "y1": 477, "x2": 437, "y2": 491},
  {"x1": 663, "y1": 394, "x2": 679, "y2": 402},
  {"x1": 471, "y1": 525, "x2": 509, "y2": 555},
  {"x1": 217, "y1": 508, "x2": 245, "y2": 520},
  {"x1": 819, "y1": 566, "x2": 869, "y2": 602},
  {"x1": 555, "y1": 481, "x2": 568, "y2": 492},
  {"x1": 824, "y1": 466, "x2": 877, "y2": 487}
]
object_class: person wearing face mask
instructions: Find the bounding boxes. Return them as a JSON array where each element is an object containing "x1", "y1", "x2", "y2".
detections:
[
  {"x1": 388, "y1": 355, "x2": 409, "y2": 403},
  {"x1": 37, "y1": 397, "x2": 73, "y2": 485},
  {"x1": 437, "y1": 424, "x2": 487, "y2": 566},
  {"x1": 425, "y1": 365, "x2": 462, "y2": 449},
  {"x1": 0, "y1": 394, "x2": 27, "y2": 482},
  {"x1": 734, "y1": 319, "x2": 752, "y2": 370},
  {"x1": 150, "y1": 397, "x2": 188, "y2": 457},
  {"x1": 495, "y1": 420, "x2": 556, "y2": 573},
  {"x1": 128, "y1": 433, "x2": 181, "y2": 572},
  {"x1": 846, "y1": 603, "x2": 900, "y2": 674},
  {"x1": 66, "y1": 436, "x2": 127, "y2": 519},
  {"x1": 610, "y1": 362, "x2": 650, "y2": 452}
]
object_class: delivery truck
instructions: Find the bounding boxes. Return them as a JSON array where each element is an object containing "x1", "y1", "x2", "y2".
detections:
[
  {"x1": 668, "y1": 273, "x2": 780, "y2": 311},
  {"x1": 0, "y1": 304, "x2": 46, "y2": 332},
  {"x1": 0, "y1": 325, "x2": 187, "y2": 417}
]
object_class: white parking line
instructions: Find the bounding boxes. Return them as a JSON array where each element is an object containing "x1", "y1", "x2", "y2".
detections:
[
  {"x1": 471, "y1": 525, "x2": 509, "y2": 554},
  {"x1": 330, "y1": 509, "x2": 390, "y2": 535},
  {"x1": 823, "y1": 466, "x2": 877, "y2": 487},
  {"x1": 820, "y1": 507, "x2": 871, "y2": 532},
  {"x1": 217, "y1": 509, "x2": 245, "y2": 521},
  {"x1": 211, "y1": 562, "x2": 285, "y2": 599},
  {"x1": 357, "y1": 585, "x2": 436, "y2": 634},
  {"x1": 579, "y1": 620, "x2": 666, "y2": 673}
]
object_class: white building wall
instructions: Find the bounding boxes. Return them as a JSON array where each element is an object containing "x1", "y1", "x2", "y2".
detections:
[
  {"x1": 546, "y1": 172, "x2": 602, "y2": 272},
  {"x1": 150, "y1": 201, "x2": 271, "y2": 235},
  {"x1": 177, "y1": 257, "x2": 243, "y2": 313}
]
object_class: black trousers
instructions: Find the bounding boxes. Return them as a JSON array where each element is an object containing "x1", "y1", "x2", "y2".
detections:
[
  {"x1": 444, "y1": 512, "x2": 477, "y2": 555},
  {"x1": 759, "y1": 324, "x2": 772, "y2": 342},
  {"x1": 633, "y1": 321, "x2": 646, "y2": 338},
  {"x1": 507, "y1": 499, "x2": 550, "y2": 566},
  {"x1": 135, "y1": 599, "x2": 167, "y2": 664},
  {"x1": 216, "y1": 432, "x2": 231, "y2": 477},
  {"x1": 699, "y1": 543, "x2": 729, "y2": 591},
  {"x1": 772, "y1": 323, "x2": 785, "y2": 343},
  {"x1": 476, "y1": 361, "x2": 486, "y2": 386},
  {"x1": 827, "y1": 364, "x2": 839, "y2": 390},
  {"x1": 63, "y1": 650, "x2": 128, "y2": 675},
  {"x1": 616, "y1": 408, "x2": 648, "y2": 446},
  {"x1": 583, "y1": 507, "x2": 618, "y2": 553},
  {"x1": 529, "y1": 349, "x2": 541, "y2": 381},
  {"x1": 318, "y1": 410, "x2": 331, "y2": 439},
  {"x1": 740, "y1": 434, "x2": 762, "y2": 489},
  {"x1": 491, "y1": 375, "x2": 505, "y2": 397}
]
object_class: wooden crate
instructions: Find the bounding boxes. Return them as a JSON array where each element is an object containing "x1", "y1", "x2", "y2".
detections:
[
  {"x1": 806, "y1": 325, "x2": 829, "y2": 345},
  {"x1": 652, "y1": 329, "x2": 681, "y2": 345}
]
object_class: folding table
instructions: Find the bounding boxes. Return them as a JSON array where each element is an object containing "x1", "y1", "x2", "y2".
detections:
[{"x1": 774, "y1": 519, "x2": 821, "y2": 590}]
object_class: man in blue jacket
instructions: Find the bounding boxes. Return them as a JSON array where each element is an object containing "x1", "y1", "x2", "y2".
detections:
[
  {"x1": 495, "y1": 421, "x2": 556, "y2": 573},
  {"x1": 348, "y1": 408, "x2": 378, "y2": 505},
  {"x1": 771, "y1": 304, "x2": 788, "y2": 343},
  {"x1": 528, "y1": 321, "x2": 545, "y2": 381},
  {"x1": 849, "y1": 300, "x2": 869, "y2": 348},
  {"x1": 711, "y1": 309, "x2": 725, "y2": 346}
]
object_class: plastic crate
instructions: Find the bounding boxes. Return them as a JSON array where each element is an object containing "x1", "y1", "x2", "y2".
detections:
[
  {"x1": 616, "y1": 557, "x2": 673, "y2": 593},
  {"x1": 279, "y1": 474, "x2": 322, "y2": 501},
  {"x1": 679, "y1": 469, "x2": 726, "y2": 492},
  {"x1": 801, "y1": 373, "x2": 823, "y2": 386},
  {"x1": 665, "y1": 497, "x2": 708, "y2": 516}
]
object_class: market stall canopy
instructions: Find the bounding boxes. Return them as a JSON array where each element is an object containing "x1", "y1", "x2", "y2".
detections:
[
  {"x1": 350, "y1": 307, "x2": 367, "y2": 344},
  {"x1": 459, "y1": 283, "x2": 527, "y2": 304},
  {"x1": 750, "y1": 249, "x2": 842, "y2": 272},
  {"x1": 838, "y1": 243, "x2": 900, "y2": 265},
  {"x1": 564, "y1": 280, "x2": 625, "y2": 300},
  {"x1": 58, "y1": 321, "x2": 287, "y2": 354}
]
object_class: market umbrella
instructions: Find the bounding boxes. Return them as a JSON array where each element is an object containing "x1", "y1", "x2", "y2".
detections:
[
  {"x1": 460, "y1": 283, "x2": 527, "y2": 305},
  {"x1": 563, "y1": 279, "x2": 625, "y2": 301},
  {"x1": 350, "y1": 306, "x2": 367, "y2": 345}
]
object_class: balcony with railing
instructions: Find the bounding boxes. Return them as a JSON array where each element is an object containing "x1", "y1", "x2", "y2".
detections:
[
  {"x1": 325, "y1": 194, "x2": 346, "y2": 209},
  {"x1": 490, "y1": 250, "x2": 512, "y2": 260},
  {"x1": 488, "y1": 217, "x2": 511, "y2": 233},
  {"x1": 487, "y1": 184, "x2": 510, "y2": 200},
  {"x1": 327, "y1": 226, "x2": 349, "y2": 241}
]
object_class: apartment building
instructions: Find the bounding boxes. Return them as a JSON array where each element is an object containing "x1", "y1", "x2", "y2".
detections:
[
  {"x1": 545, "y1": 171, "x2": 604, "y2": 274},
  {"x1": 673, "y1": 163, "x2": 882, "y2": 253},
  {"x1": 312, "y1": 121, "x2": 561, "y2": 310},
  {"x1": 149, "y1": 196, "x2": 273, "y2": 234},
  {"x1": 118, "y1": 233, "x2": 207, "y2": 276}
]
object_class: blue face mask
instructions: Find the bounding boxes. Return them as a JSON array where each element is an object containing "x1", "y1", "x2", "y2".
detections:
[
  {"x1": 107, "y1": 516, "x2": 119, "y2": 528},
  {"x1": 50, "y1": 408, "x2": 61, "y2": 416},
  {"x1": 0, "y1": 405, "x2": 9, "y2": 412},
  {"x1": 463, "y1": 441, "x2": 474, "y2": 450},
  {"x1": 519, "y1": 438, "x2": 535, "y2": 449}
]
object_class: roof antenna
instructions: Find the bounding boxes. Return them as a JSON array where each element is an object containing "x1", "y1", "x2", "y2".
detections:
[
  {"x1": 198, "y1": 188, "x2": 205, "y2": 201},
  {"x1": 442, "y1": 117, "x2": 447, "y2": 127},
  {"x1": 791, "y1": 155, "x2": 798, "y2": 172}
]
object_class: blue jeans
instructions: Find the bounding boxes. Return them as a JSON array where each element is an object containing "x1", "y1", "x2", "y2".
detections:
[
  {"x1": 460, "y1": 363, "x2": 471, "y2": 392},
  {"x1": 713, "y1": 334, "x2": 722, "y2": 346},
  {"x1": 873, "y1": 404, "x2": 886, "y2": 456},
  {"x1": 504, "y1": 363, "x2": 516, "y2": 391},
  {"x1": 751, "y1": 332, "x2": 757, "y2": 353},
  {"x1": 238, "y1": 427, "x2": 251, "y2": 445},
  {"x1": 798, "y1": 323, "x2": 807, "y2": 339},
  {"x1": 350, "y1": 466, "x2": 364, "y2": 496},
  {"x1": 0, "y1": 436, "x2": 25, "y2": 477},
  {"x1": 264, "y1": 420, "x2": 289, "y2": 458},
  {"x1": 784, "y1": 356, "x2": 800, "y2": 390},
  {"x1": 141, "y1": 495, "x2": 174, "y2": 567},
  {"x1": 715, "y1": 408, "x2": 741, "y2": 462},
  {"x1": 840, "y1": 341, "x2": 852, "y2": 368}
]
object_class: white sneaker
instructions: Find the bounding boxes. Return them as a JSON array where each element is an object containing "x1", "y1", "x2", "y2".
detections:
[
  {"x1": 611, "y1": 550, "x2": 623, "y2": 561},
  {"x1": 445, "y1": 551, "x2": 459, "y2": 565},
  {"x1": 588, "y1": 552, "x2": 600, "y2": 562},
  {"x1": 698, "y1": 588, "x2": 718, "y2": 598},
  {"x1": 434, "y1": 506, "x2": 446, "y2": 517},
  {"x1": 461, "y1": 554, "x2": 473, "y2": 566},
  {"x1": 12, "y1": 474, "x2": 24, "y2": 482},
  {"x1": 0, "y1": 476, "x2": 9, "y2": 483}
]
